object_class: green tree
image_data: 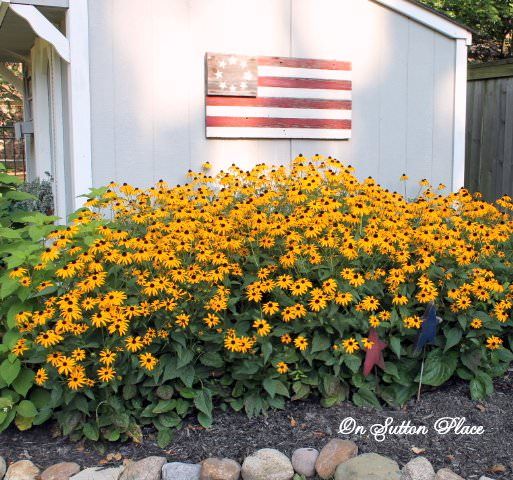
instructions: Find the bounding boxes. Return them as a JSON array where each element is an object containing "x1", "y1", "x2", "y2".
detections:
[{"x1": 420, "y1": 0, "x2": 513, "y2": 61}]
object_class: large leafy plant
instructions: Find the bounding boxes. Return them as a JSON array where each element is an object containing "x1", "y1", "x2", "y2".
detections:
[
  {"x1": 3, "y1": 156, "x2": 513, "y2": 446},
  {"x1": 0, "y1": 164, "x2": 57, "y2": 432}
]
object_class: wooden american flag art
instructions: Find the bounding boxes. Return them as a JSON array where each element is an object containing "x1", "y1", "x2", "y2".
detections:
[{"x1": 205, "y1": 53, "x2": 352, "y2": 139}]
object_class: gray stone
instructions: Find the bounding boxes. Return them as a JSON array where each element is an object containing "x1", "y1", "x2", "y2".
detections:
[
  {"x1": 119, "y1": 456, "x2": 166, "y2": 480},
  {"x1": 70, "y1": 466, "x2": 124, "y2": 480},
  {"x1": 200, "y1": 458, "x2": 241, "y2": 480},
  {"x1": 335, "y1": 453, "x2": 401, "y2": 480},
  {"x1": 315, "y1": 439, "x2": 358, "y2": 479},
  {"x1": 478, "y1": 477, "x2": 494, "y2": 480},
  {"x1": 0, "y1": 456, "x2": 6, "y2": 480},
  {"x1": 401, "y1": 457, "x2": 435, "y2": 480},
  {"x1": 162, "y1": 462, "x2": 201, "y2": 480},
  {"x1": 41, "y1": 462, "x2": 81, "y2": 480},
  {"x1": 291, "y1": 448, "x2": 319, "y2": 477},
  {"x1": 5, "y1": 460, "x2": 40, "y2": 480},
  {"x1": 241, "y1": 449, "x2": 294, "y2": 480},
  {"x1": 435, "y1": 469, "x2": 465, "y2": 480}
]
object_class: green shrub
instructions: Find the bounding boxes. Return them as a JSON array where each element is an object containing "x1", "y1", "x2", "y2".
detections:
[{"x1": 3, "y1": 156, "x2": 513, "y2": 445}]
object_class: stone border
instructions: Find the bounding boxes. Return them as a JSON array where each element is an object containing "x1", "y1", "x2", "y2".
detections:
[{"x1": 0, "y1": 439, "x2": 496, "y2": 480}]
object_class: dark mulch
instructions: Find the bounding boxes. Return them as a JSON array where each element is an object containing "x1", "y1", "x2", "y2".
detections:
[{"x1": 1, "y1": 375, "x2": 513, "y2": 479}]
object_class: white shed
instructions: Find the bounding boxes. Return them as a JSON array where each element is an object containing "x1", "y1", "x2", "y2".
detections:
[{"x1": 0, "y1": 0, "x2": 472, "y2": 219}]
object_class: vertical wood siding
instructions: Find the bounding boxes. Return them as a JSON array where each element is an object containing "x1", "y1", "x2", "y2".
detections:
[
  {"x1": 88, "y1": 0, "x2": 457, "y2": 196},
  {"x1": 465, "y1": 72, "x2": 513, "y2": 201}
]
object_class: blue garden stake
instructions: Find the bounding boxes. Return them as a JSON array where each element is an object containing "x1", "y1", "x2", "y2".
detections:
[{"x1": 416, "y1": 301, "x2": 442, "y2": 401}]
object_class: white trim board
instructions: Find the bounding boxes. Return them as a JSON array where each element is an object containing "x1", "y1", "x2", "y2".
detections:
[
  {"x1": 8, "y1": 3, "x2": 70, "y2": 61},
  {"x1": 66, "y1": 0, "x2": 92, "y2": 210},
  {"x1": 452, "y1": 39, "x2": 468, "y2": 191},
  {"x1": 373, "y1": 0, "x2": 472, "y2": 45}
]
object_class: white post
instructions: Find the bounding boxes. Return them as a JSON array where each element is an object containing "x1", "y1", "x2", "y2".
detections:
[
  {"x1": 66, "y1": 0, "x2": 92, "y2": 210},
  {"x1": 452, "y1": 39, "x2": 468, "y2": 192}
]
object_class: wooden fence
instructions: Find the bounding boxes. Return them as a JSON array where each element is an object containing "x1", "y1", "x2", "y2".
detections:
[{"x1": 465, "y1": 59, "x2": 513, "y2": 201}]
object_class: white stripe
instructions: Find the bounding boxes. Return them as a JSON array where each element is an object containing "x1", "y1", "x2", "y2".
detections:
[
  {"x1": 257, "y1": 65, "x2": 352, "y2": 81},
  {"x1": 206, "y1": 127, "x2": 352, "y2": 139},
  {"x1": 206, "y1": 106, "x2": 352, "y2": 120},
  {"x1": 257, "y1": 87, "x2": 352, "y2": 100}
]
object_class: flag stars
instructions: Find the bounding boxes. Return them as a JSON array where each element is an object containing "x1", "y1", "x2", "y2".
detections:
[
  {"x1": 228, "y1": 56, "x2": 237, "y2": 65},
  {"x1": 215, "y1": 70, "x2": 223, "y2": 79},
  {"x1": 218, "y1": 60, "x2": 226, "y2": 69},
  {"x1": 243, "y1": 71, "x2": 253, "y2": 81},
  {"x1": 219, "y1": 81, "x2": 227, "y2": 90},
  {"x1": 240, "y1": 82, "x2": 247, "y2": 89}
]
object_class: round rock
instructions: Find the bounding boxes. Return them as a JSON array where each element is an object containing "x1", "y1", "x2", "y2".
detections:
[
  {"x1": 5, "y1": 460, "x2": 40, "y2": 480},
  {"x1": 241, "y1": 448, "x2": 294, "y2": 480},
  {"x1": 435, "y1": 469, "x2": 464, "y2": 480},
  {"x1": 0, "y1": 456, "x2": 6, "y2": 480},
  {"x1": 70, "y1": 466, "x2": 124, "y2": 480},
  {"x1": 162, "y1": 462, "x2": 201, "y2": 480},
  {"x1": 335, "y1": 453, "x2": 401, "y2": 480},
  {"x1": 119, "y1": 456, "x2": 166, "y2": 480},
  {"x1": 315, "y1": 439, "x2": 358, "y2": 479},
  {"x1": 401, "y1": 457, "x2": 435, "y2": 480},
  {"x1": 200, "y1": 457, "x2": 241, "y2": 480},
  {"x1": 291, "y1": 448, "x2": 319, "y2": 477},
  {"x1": 41, "y1": 462, "x2": 81, "y2": 480}
]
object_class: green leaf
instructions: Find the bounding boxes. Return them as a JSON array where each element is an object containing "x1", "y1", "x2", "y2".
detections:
[
  {"x1": 311, "y1": 332, "x2": 330, "y2": 353},
  {"x1": 444, "y1": 328, "x2": 462, "y2": 352},
  {"x1": 176, "y1": 349, "x2": 194, "y2": 369},
  {"x1": 197, "y1": 412, "x2": 213, "y2": 428},
  {"x1": 416, "y1": 350, "x2": 458, "y2": 387},
  {"x1": 261, "y1": 342, "x2": 273, "y2": 363},
  {"x1": 199, "y1": 352, "x2": 224, "y2": 368},
  {"x1": 83, "y1": 422, "x2": 100, "y2": 441},
  {"x1": 194, "y1": 390, "x2": 213, "y2": 417},
  {"x1": 353, "y1": 387, "x2": 381, "y2": 408},
  {"x1": 157, "y1": 429, "x2": 173, "y2": 448},
  {"x1": 153, "y1": 400, "x2": 177, "y2": 414},
  {"x1": 12, "y1": 368, "x2": 34, "y2": 397},
  {"x1": 0, "y1": 358, "x2": 21, "y2": 386},
  {"x1": 16, "y1": 400, "x2": 37, "y2": 418},
  {"x1": 344, "y1": 355, "x2": 362, "y2": 373},
  {"x1": 389, "y1": 337, "x2": 401, "y2": 358}
]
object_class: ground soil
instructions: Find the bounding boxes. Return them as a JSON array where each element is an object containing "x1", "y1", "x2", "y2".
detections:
[{"x1": 1, "y1": 375, "x2": 512, "y2": 479}]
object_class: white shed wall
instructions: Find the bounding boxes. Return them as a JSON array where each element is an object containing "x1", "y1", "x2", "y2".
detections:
[{"x1": 87, "y1": 0, "x2": 456, "y2": 196}]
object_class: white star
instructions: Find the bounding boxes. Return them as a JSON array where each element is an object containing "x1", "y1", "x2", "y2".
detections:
[
  {"x1": 219, "y1": 81, "x2": 227, "y2": 90},
  {"x1": 228, "y1": 56, "x2": 237, "y2": 65},
  {"x1": 240, "y1": 59, "x2": 247, "y2": 68},
  {"x1": 240, "y1": 81, "x2": 247, "y2": 89},
  {"x1": 215, "y1": 70, "x2": 223, "y2": 79},
  {"x1": 243, "y1": 71, "x2": 253, "y2": 81},
  {"x1": 218, "y1": 60, "x2": 226, "y2": 69},
  {"x1": 229, "y1": 84, "x2": 237, "y2": 92}
]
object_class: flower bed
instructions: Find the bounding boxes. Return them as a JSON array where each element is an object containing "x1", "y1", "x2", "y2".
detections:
[{"x1": 1, "y1": 155, "x2": 513, "y2": 445}]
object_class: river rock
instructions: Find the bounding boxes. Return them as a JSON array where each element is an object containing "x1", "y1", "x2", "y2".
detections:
[
  {"x1": 241, "y1": 448, "x2": 294, "y2": 480},
  {"x1": 291, "y1": 448, "x2": 319, "y2": 477},
  {"x1": 0, "y1": 457, "x2": 6, "y2": 480},
  {"x1": 5, "y1": 460, "x2": 40, "y2": 480},
  {"x1": 70, "y1": 466, "x2": 124, "y2": 480},
  {"x1": 162, "y1": 462, "x2": 201, "y2": 480},
  {"x1": 335, "y1": 453, "x2": 401, "y2": 480},
  {"x1": 41, "y1": 462, "x2": 81, "y2": 480},
  {"x1": 435, "y1": 469, "x2": 465, "y2": 480},
  {"x1": 200, "y1": 458, "x2": 241, "y2": 480},
  {"x1": 315, "y1": 439, "x2": 358, "y2": 479},
  {"x1": 119, "y1": 456, "x2": 166, "y2": 480},
  {"x1": 401, "y1": 457, "x2": 435, "y2": 480}
]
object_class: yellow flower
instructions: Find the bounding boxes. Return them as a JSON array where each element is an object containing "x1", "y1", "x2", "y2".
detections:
[
  {"x1": 470, "y1": 318, "x2": 483, "y2": 329},
  {"x1": 98, "y1": 367, "x2": 116, "y2": 382},
  {"x1": 294, "y1": 336, "x2": 308, "y2": 351},
  {"x1": 342, "y1": 338, "x2": 360, "y2": 354},
  {"x1": 139, "y1": 352, "x2": 158, "y2": 371},
  {"x1": 486, "y1": 336, "x2": 503, "y2": 350},
  {"x1": 276, "y1": 362, "x2": 289, "y2": 374},
  {"x1": 99, "y1": 349, "x2": 117, "y2": 366},
  {"x1": 253, "y1": 319, "x2": 271, "y2": 336},
  {"x1": 35, "y1": 368, "x2": 48, "y2": 386}
]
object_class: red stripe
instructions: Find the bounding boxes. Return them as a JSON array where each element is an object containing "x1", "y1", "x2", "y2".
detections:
[
  {"x1": 258, "y1": 56, "x2": 351, "y2": 71},
  {"x1": 206, "y1": 117, "x2": 351, "y2": 129},
  {"x1": 206, "y1": 96, "x2": 352, "y2": 110},
  {"x1": 258, "y1": 77, "x2": 351, "y2": 90}
]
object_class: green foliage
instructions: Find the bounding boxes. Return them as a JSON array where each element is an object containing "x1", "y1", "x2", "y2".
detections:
[
  {"x1": 0, "y1": 164, "x2": 57, "y2": 433},
  {"x1": 420, "y1": 0, "x2": 513, "y2": 59}
]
